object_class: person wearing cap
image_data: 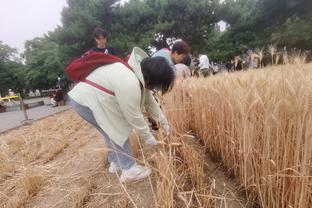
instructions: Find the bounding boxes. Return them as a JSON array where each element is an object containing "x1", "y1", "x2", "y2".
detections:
[
  {"x1": 68, "y1": 47, "x2": 174, "y2": 182},
  {"x1": 91, "y1": 27, "x2": 119, "y2": 56},
  {"x1": 152, "y1": 40, "x2": 190, "y2": 69}
]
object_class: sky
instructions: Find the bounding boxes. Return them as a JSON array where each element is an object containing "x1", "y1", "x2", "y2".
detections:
[
  {"x1": 0, "y1": 0, "x2": 226, "y2": 54},
  {"x1": 0, "y1": 0, "x2": 68, "y2": 53}
]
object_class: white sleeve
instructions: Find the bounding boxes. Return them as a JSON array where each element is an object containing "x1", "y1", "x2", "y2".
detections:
[
  {"x1": 114, "y1": 75, "x2": 153, "y2": 141},
  {"x1": 144, "y1": 90, "x2": 169, "y2": 126}
]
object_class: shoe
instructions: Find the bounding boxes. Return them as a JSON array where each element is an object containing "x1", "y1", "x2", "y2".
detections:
[
  {"x1": 108, "y1": 162, "x2": 121, "y2": 173},
  {"x1": 120, "y1": 164, "x2": 151, "y2": 183}
]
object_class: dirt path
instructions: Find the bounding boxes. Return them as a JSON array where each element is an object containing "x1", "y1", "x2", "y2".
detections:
[
  {"x1": 182, "y1": 135, "x2": 249, "y2": 208},
  {"x1": 0, "y1": 110, "x2": 248, "y2": 208}
]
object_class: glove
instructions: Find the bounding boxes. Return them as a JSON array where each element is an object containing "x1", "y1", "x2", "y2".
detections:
[
  {"x1": 145, "y1": 135, "x2": 157, "y2": 146},
  {"x1": 162, "y1": 124, "x2": 170, "y2": 136}
]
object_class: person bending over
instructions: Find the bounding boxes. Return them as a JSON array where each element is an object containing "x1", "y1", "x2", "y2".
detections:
[{"x1": 68, "y1": 47, "x2": 175, "y2": 183}]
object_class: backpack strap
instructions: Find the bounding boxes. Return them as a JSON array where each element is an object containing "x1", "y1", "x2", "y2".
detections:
[
  {"x1": 80, "y1": 61, "x2": 134, "y2": 96},
  {"x1": 82, "y1": 80, "x2": 115, "y2": 96}
]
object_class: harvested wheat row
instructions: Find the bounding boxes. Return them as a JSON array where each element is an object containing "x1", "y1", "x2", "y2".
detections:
[
  {"x1": 164, "y1": 63, "x2": 312, "y2": 208},
  {"x1": 153, "y1": 132, "x2": 233, "y2": 207}
]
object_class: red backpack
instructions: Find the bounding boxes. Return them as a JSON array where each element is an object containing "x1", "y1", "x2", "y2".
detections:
[{"x1": 65, "y1": 50, "x2": 133, "y2": 82}]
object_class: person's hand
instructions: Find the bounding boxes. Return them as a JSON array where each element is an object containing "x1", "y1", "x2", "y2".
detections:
[
  {"x1": 162, "y1": 124, "x2": 171, "y2": 136},
  {"x1": 145, "y1": 135, "x2": 157, "y2": 146}
]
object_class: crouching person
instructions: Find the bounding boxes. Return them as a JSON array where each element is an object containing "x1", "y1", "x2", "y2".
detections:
[{"x1": 68, "y1": 47, "x2": 174, "y2": 182}]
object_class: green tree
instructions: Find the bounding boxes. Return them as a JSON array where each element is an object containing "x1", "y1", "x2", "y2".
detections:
[
  {"x1": 17, "y1": 0, "x2": 312, "y2": 91},
  {"x1": 0, "y1": 41, "x2": 25, "y2": 96},
  {"x1": 50, "y1": 0, "x2": 118, "y2": 57},
  {"x1": 24, "y1": 37, "x2": 69, "y2": 90},
  {"x1": 218, "y1": 0, "x2": 312, "y2": 56}
]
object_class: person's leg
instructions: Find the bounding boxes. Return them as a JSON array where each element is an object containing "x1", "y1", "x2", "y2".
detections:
[
  {"x1": 103, "y1": 138, "x2": 134, "y2": 170},
  {"x1": 71, "y1": 99, "x2": 151, "y2": 182},
  {"x1": 51, "y1": 98, "x2": 57, "y2": 106},
  {"x1": 70, "y1": 99, "x2": 135, "y2": 169}
]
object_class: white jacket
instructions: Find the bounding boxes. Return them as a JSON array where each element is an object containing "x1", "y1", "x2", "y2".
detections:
[
  {"x1": 68, "y1": 47, "x2": 168, "y2": 147},
  {"x1": 199, "y1": 55, "x2": 210, "y2": 69}
]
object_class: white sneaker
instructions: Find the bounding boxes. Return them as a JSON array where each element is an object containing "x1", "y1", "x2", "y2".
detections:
[
  {"x1": 120, "y1": 164, "x2": 151, "y2": 182},
  {"x1": 108, "y1": 162, "x2": 121, "y2": 173}
]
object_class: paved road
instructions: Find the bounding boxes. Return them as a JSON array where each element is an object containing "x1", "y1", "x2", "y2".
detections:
[
  {"x1": 4, "y1": 97, "x2": 53, "y2": 107},
  {"x1": 0, "y1": 103, "x2": 71, "y2": 133}
]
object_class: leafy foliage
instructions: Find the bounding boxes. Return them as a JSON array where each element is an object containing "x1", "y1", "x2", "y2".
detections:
[
  {"x1": 1, "y1": 0, "x2": 311, "y2": 92},
  {"x1": 0, "y1": 41, "x2": 25, "y2": 96}
]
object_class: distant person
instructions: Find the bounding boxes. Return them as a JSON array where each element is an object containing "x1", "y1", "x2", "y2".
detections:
[
  {"x1": 29, "y1": 90, "x2": 35, "y2": 97},
  {"x1": 152, "y1": 40, "x2": 190, "y2": 70},
  {"x1": 56, "y1": 77, "x2": 63, "y2": 89},
  {"x1": 149, "y1": 41, "x2": 189, "y2": 128},
  {"x1": 212, "y1": 62, "x2": 219, "y2": 75},
  {"x1": 175, "y1": 55, "x2": 192, "y2": 79},
  {"x1": 198, "y1": 54, "x2": 212, "y2": 77},
  {"x1": 234, "y1": 56, "x2": 243, "y2": 71},
  {"x1": 50, "y1": 89, "x2": 64, "y2": 107},
  {"x1": 199, "y1": 54, "x2": 210, "y2": 70},
  {"x1": 0, "y1": 96, "x2": 5, "y2": 112},
  {"x1": 8, "y1": 89, "x2": 17, "y2": 104},
  {"x1": 0, "y1": 94, "x2": 5, "y2": 108},
  {"x1": 181, "y1": 54, "x2": 192, "y2": 66},
  {"x1": 35, "y1": 89, "x2": 41, "y2": 97},
  {"x1": 225, "y1": 60, "x2": 234, "y2": 72},
  {"x1": 91, "y1": 27, "x2": 119, "y2": 57},
  {"x1": 8, "y1": 89, "x2": 16, "y2": 97}
]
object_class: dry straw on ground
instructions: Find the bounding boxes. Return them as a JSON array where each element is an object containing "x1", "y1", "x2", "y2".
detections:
[{"x1": 0, "y1": 111, "x2": 234, "y2": 207}]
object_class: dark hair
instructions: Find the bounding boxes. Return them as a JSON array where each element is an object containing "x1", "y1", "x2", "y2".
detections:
[
  {"x1": 93, "y1": 27, "x2": 108, "y2": 39},
  {"x1": 181, "y1": 54, "x2": 191, "y2": 66},
  {"x1": 171, "y1": 41, "x2": 190, "y2": 55},
  {"x1": 141, "y1": 57, "x2": 175, "y2": 94}
]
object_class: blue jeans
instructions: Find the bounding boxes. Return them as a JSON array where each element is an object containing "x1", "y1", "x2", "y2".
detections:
[{"x1": 70, "y1": 99, "x2": 135, "y2": 170}]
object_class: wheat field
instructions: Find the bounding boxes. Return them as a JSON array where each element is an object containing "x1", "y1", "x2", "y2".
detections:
[{"x1": 163, "y1": 62, "x2": 312, "y2": 207}]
